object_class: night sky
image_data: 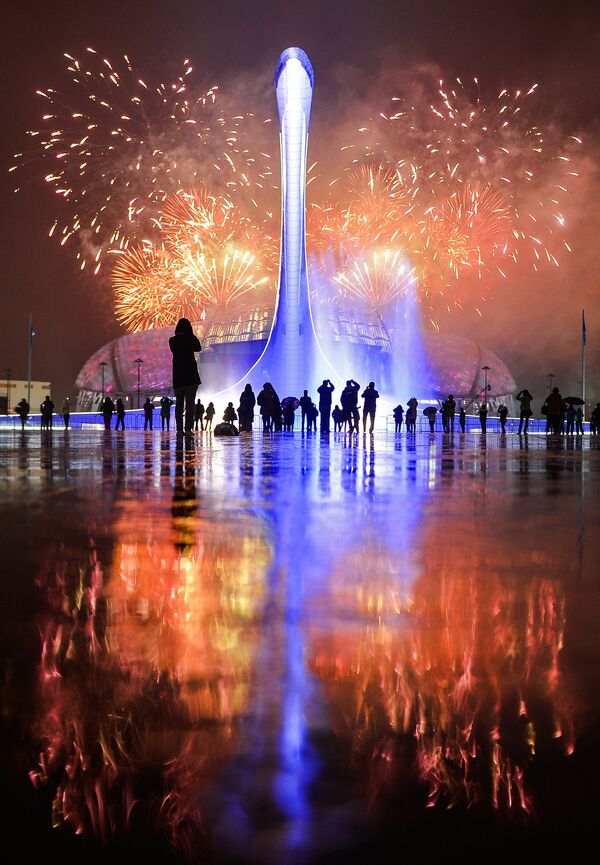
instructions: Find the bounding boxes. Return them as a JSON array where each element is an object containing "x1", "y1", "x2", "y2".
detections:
[{"x1": 1, "y1": 0, "x2": 599, "y2": 402}]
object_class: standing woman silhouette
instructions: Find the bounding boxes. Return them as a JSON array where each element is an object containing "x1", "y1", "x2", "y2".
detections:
[{"x1": 169, "y1": 318, "x2": 201, "y2": 434}]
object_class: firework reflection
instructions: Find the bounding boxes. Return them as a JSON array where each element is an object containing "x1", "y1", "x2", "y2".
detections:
[
  {"x1": 309, "y1": 535, "x2": 573, "y2": 817},
  {"x1": 31, "y1": 448, "x2": 271, "y2": 853}
]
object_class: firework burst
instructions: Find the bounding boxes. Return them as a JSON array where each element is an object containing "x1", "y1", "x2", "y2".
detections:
[
  {"x1": 334, "y1": 248, "x2": 416, "y2": 311},
  {"x1": 112, "y1": 244, "x2": 197, "y2": 331},
  {"x1": 12, "y1": 49, "x2": 275, "y2": 273},
  {"x1": 312, "y1": 76, "x2": 581, "y2": 320},
  {"x1": 112, "y1": 188, "x2": 277, "y2": 328}
]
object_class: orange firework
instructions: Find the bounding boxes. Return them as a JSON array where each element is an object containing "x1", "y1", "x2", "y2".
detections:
[
  {"x1": 112, "y1": 244, "x2": 198, "y2": 331},
  {"x1": 422, "y1": 183, "x2": 514, "y2": 281},
  {"x1": 12, "y1": 49, "x2": 275, "y2": 273},
  {"x1": 334, "y1": 248, "x2": 416, "y2": 311},
  {"x1": 112, "y1": 188, "x2": 277, "y2": 327}
]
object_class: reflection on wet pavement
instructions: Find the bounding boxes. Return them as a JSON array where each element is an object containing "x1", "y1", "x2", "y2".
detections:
[{"x1": 1, "y1": 429, "x2": 599, "y2": 862}]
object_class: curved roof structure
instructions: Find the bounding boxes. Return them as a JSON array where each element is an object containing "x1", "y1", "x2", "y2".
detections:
[{"x1": 76, "y1": 304, "x2": 515, "y2": 404}]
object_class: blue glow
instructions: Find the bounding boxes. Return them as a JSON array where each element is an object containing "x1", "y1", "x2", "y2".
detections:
[
  {"x1": 274, "y1": 47, "x2": 315, "y2": 89},
  {"x1": 246, "y1": 47, "x2": 336, "y2": 396}
]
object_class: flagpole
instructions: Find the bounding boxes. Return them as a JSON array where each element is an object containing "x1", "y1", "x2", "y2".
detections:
[
  {"x1": 27, "y1": 313, "x2": 33, "y2": 407},
  {"x1": 581, "y1": 309, "x2": 586, "y2": 419}
]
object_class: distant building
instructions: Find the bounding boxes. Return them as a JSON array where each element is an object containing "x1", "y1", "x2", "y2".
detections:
[
  {"x1": 74, "y1": 303, "x2": 516, "y2": 412},
  {"x1": 0, "y1": 379, "x2": 52, "y2": 414}
]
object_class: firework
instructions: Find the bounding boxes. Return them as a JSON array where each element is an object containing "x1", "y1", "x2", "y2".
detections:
[
  {"x1": 422, "y1": 182, "x2": 514, "y2": 280},
  {"x1": 313, "y1": 76, "x2": 581, "y2": 319},
  {"x1": 15, "y1": 57, "x2": 581, "y2": 328},
  {"x1": 112, "y1": 244, "x2": 198, "y2": 331},
  {"x1": 12, "y1": 49, "x2": 275, "y2": 272},
  {"x1": 334, "y1": 248, "x2": 416, "y2": 311},
  {"x1": 112, "y1": 188, "x2": 277, "y2": 327}
]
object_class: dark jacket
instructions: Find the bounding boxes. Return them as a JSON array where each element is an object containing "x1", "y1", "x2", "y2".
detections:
[
  {"x1": 362, "y1": 387, "x2": 379, "y2": 411},
  {"x1": 169, "y1": 332, "x2": 201, "y2": 390},
  {"x1": 317, "y1": 382, "x2": 335, "y2": 406},
  {"x1": 546, "y1": 392, "x2": 563, "y2": 417}
]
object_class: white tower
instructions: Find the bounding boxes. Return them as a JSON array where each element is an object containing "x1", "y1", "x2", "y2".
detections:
[{"x1": 251, "y1": 47, "x2": 318, "y2": 395}]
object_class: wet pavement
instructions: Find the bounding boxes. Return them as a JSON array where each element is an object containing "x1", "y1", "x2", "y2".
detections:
[{"x1": 1, "y1": 428, "x2": 600, "y2": 863}]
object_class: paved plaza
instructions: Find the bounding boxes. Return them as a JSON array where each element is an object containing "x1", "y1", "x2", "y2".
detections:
[{"x1": 1, "y1": 429, "x2": 599, "y2": 862}]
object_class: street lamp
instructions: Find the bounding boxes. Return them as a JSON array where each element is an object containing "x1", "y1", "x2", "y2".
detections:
[
  {"x1": 4, "y1": 367, "x2": 12, "y2": 415},
  {"x1": 134, "y1": 358, "x2": 144, "y2": 409},
  {"x1": 99, "y1": 361, "x2": 107, "y2": 399},
  {"x1": 482, "y1": 365, "x2": 491, "y2": 410},
  {"x1": 546, "y1": 373, "x2": 555, "y2": 395}
]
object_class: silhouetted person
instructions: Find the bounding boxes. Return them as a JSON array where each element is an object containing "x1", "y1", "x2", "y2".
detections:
[
  {"x1": 223, "y1": 402, "x2": 237, "y2": 425},
  {"x1": 238, "y1": 384, "x2": 256, "y2": 432},
  {"x1": 424, "y1": 406, "x2": 437, "y2": 432},
  {"x1": 308, "y1": 401, "x2": 319, "y2": 431},
  {"x1": 194, "y1": 399, "x2": 205, "y2": 431},
  {"x1": 40, "y1": 395, "x2": 54, "y2": 430},
  {"x1": 15, "y1": 398, "x2": 29, "y2": 430},
  {"x1": 565, "y1": 404, "x2": 576, "y2": 435},
  {"x1": 143, "y1": 398, "x2": 153, "y2": 430},
  {"x1": 392, "y1": 404, "x2": 405, "y2": 432},
  {"x1": 101, "y1": 396, "x2": 114, "y2": 431},
  {"x1": 299, "y1": 389, "x2": 312, "y2": 431},
  {"x1": 332, "y1": 404, "x2": 343, "y2": 432},
  {"x1": 257, "y1": 383, "x2": 275, "y2": 431},
  {"x1": 576, "y1": 406, "x2": 584, "y2": 435},
  {"x1": 341, "y1": 380, "x2": 360, "y2": 432},
  {"x1": 459, "y1": 407, "x2": 466, "y2": 433},
  {"x1": 283, "y1": 401, "x2": 296, "y2": 431},
  {"x1": 590, "y1": 403, "x2": 600, "y2": 435},
  {"x1": 62, "y1": 398, "x2": 71, "y2": 429},
  {"x1": 393, "y1": 404, "x2": 404, "y2": 432},
  {"x1": 271, "y1": 388, "x2": 283, "y2": 432},
  {"x1": 406, "y1": 397, "x2": 418, "y2": 433},
  {"x1": 205, "y1": 402, "x2": 215, "y2": 431},
  {"x1": 445, "y1": 394, "x2": 456, "y2": 432},
  {"x1": 498, "y1": 403, "x2": 508, "y2": 434},
  {"x1": 317, "y1": 379, "x2": 335, "y2": 432},
  {"x1": 169, "y1": 317, "x2": 201, "y2": 435},
  {"x1": 479, "y1": 403, "x2": 488, "y2": 434},
  {"x1": 516, "y1": 389, "x2": 533, "y2": 434},
  {"x1": 440, "y1": 398, "x2": 448, "y2": 433},
  {"x1": 544, "y1": 387, "x2": 564, "y2": 435},
  {"x1": 160, "y1": 395, "x2": 174, "y2": 431},
  {"x1": 362, "y1": 382, "x2": 379, "y2": 433},
  {"x1": 115, "y1": 398, "x2": 126, "y2": 430}
]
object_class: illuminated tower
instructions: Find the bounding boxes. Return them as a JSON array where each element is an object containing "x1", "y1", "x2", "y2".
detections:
[{"x1": 251, "y1": 47, "x2": 320, "y2": 395}]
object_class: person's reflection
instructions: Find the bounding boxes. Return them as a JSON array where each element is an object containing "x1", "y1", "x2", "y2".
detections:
[
  {"x1": 517, "y1": 434, "x2": 530, "y2": 469},
  {"x1": 565, "y1": 434, "x2": 583, "y2": 474},
  {"x1": 239, "y1": 435, "x2": 255, "y2": 499},
  {"x1": 17, "y1": 430, "x2": 28, "y2": 475},
  {"x1": 144, "y1": 431, "x2": 153, "y2": 477},
  {"x1": 545, "y1": 434, "x2": 565, "y2": 484},
  {"x1": 478, "y1": 430, "x2": 488, "y2": 476},
  {"x1": 40, "y1": 430, "x2": 53, "y2": 474},
  {"x1": 457, "y1": 430, "x2": 467, "y2": 471},
  {"x1": 341, "y1": 432, "x2": 358, "y2": 496},
  {"x1": 318, "y1": 436, "x2": 331, "y2": 496},
  {"x1": 115, "y1": 429, "x2": 126, "y2": 489},
  {"x1": 362, "y1": 434, "x2": 375, "y2": 495},
  {"x1": 101, "y1": 430, "x2": 113, "y2": 481},
  {"x1": 172, "y1": 435, "x2": 197, "y2": 554},
  {"x1": 405, "y1": 433, "x2": 417, "y2": 481},
  {"x1": 160, "y1": 432, "x2": 171, "y2": 480}
]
